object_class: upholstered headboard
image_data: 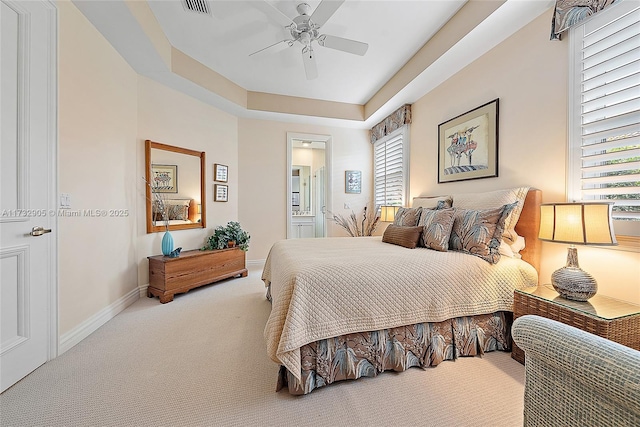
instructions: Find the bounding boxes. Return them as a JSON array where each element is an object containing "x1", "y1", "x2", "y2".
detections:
[{"x1": 515, "y1": 189, "x2": 542, "y2": 273}]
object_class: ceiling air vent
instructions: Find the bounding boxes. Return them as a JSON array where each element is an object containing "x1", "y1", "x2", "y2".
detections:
[{"x1": 182, "y1": 0, "x2": 212, "y2": 16}]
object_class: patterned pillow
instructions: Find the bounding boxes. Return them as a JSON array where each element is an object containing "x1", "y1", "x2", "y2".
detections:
[
  {"x1": 393, "y1": 207, "x2": 422, "y2": 226},
  {"x1": 382, "y1": 225, "x2": 423, "y2": 249},
  {"x1": 418, "y1": 208, "x2": 456, "y2": 251},
  {"x1": 451, "y1": 187, "x2": 529, "y2": 244},
  {"x1": 167, "y1": 204, "x2": 189, "y2": 221},
  {"x1": 449, "y1": 203, "x2": 517, "y2": 264},
  {"x1": 412, "y1": 195, "x2": 453, "y2": 210}
]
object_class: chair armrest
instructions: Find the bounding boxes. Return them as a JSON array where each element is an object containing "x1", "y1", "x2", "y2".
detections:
[{"x1": 512, "y1": 315, "x2": 640, "y2": 425}]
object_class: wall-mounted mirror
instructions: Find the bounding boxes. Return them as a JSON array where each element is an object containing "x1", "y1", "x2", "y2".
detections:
[{"x1": 145, "y1": 139, "x2": 206, "y2": 233}]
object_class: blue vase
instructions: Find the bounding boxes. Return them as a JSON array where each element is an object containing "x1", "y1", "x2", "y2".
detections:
[{"x1": 162, "y1": 231, "x2": 174, "y2": 256}]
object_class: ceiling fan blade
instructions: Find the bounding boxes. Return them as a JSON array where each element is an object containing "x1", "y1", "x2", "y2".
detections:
[
  {"x1": 249, "y1": 39, "x2": 292, "y2": 57},
  {"x1": 251, "y1": 1, "x2": 296, "y2": 29},
  {"x1": 318, "y1": 34, "x2": 368, "y2": 56},
  {"x1": 302, "y1": 48, "x2": 318, "y2": 80},
  {"x1": 310, "y1": 0, "x2": 345, "y2": 28}
]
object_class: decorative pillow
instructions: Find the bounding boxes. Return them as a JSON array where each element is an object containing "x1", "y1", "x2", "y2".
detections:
[
  {"x1": 451, "y1": 186, "x2": 529, "y2": 245},
  {"x1": 417, "y1": 208, "x2": 456, "y2": 251},
  {"x1": 412, "y1": 195, "x2": 453, "y2": 210},
  {"x1": 167, "y1": 204, "x2": 189, "y2": 221},
  {"x1": 382, "y1": 225, "x2": 423, "y2": 249},
  {"x1": 393, "y1": 207, "x2": 422, "y2": 226},
  {"x1": 449, "y1": 202, "x2": 517, "y2": 264}
]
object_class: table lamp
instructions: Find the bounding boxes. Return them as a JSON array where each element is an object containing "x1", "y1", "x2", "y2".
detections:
[
  {"x1": 380, "y1": 206, "x2": 400, "y2": 223},
  {"x1": 538, "y1": 202, "x2": 617, "y2": 301}
]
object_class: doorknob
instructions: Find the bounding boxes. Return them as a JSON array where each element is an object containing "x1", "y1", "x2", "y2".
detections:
[{"x1": 30, "y1": 226, "x2": 52, "y2": 236}]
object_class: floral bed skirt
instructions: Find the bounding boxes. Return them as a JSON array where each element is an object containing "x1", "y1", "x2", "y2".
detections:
[{"x1": 277, "y1": 311, "x2": 513, "y2": 395}]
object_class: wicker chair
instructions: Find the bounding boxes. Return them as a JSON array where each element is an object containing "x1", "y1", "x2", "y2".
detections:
[{"x1": 512, "y1": 315, "x2": 640, "y2": 427}]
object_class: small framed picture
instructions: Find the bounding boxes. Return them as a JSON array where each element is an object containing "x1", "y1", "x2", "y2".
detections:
[
  {"x1": 345, "y1": 170, "x2": 361, "y2": 194},
  {"x1": 214, "y1": 184, "x2": 228, "y2": 202},
  {"x1": 214, "y1": 163, "x2": 228, "y2": 182},
  {"x1": 151, "y1": 164, "x2": 178, "y2": 193}
]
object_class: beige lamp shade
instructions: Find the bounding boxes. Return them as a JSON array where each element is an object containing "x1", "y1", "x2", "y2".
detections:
[
  {"x1": 538, "y1": 202, "x2": 617, "y2": 246},
  {"x1": 380, "y1": 206, "x2": 400, "y2": 223},
  {"x1": 538, "y1": 202, "x2": 617, "y2": 302}
]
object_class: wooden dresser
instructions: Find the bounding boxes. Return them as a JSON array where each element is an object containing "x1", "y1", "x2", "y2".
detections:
[{"x1": 147, "y1": 248, "x2": 247, "y2": 303}]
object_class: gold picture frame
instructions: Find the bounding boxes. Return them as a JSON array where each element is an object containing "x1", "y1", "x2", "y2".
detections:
[
  {"x1": 214, "y1": 184, "x2": 228, "y2": 202},
  {"x1": 214, "y1": 163, "x2": 228, "y2": 183}
]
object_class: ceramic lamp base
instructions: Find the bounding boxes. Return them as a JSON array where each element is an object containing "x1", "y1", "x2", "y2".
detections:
[{"x1": 551, "y1": 247, "x2": 597, "y2": 301}]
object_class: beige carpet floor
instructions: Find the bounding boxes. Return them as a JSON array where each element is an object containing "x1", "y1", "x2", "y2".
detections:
[{"x1": 0, "y1": 264, "x2": 525, "y2": 427}]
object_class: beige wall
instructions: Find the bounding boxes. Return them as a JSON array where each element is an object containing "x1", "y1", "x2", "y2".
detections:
[
  {"x1": 136, "y1": 76, "x2": 239, "y2": 285},
  {"x1": 58, "y1": 2, "x2": 240, "y2": 335},
  {"x1": 409, "y1": 11, "x2": 640, "y2": 304},
  {"x1": 58, "y1": 1, "x2": 139, "y2": 335},
  {"x1": 238, "y1": 119, "x2": 371, "y2": 260}
]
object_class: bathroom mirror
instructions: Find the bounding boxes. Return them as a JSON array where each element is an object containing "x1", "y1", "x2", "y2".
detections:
[
  {"x1": 145, "y1": 139, "x2": 206, "y2": 233},
  {"x1": 286, "y1": 132, "x2": 332, "y2": 239}
]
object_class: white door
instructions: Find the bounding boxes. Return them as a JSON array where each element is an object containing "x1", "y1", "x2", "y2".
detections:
[{"x1": 1, "y1": 0, "x2": 57, "y2": 393}]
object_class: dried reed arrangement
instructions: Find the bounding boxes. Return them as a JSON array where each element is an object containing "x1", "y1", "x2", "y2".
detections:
[{"x1": 328, "y1": 203, "x2": 380, "y2": 237}]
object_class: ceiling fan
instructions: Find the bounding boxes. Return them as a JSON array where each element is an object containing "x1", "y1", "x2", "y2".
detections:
[{"x1": 250, "y1": 0, "x2": 369, "y2": 80}]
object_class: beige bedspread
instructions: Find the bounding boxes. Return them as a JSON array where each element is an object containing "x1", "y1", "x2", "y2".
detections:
[{"x1": 262, "y1": 236, "x2": 537, "y2": 380}]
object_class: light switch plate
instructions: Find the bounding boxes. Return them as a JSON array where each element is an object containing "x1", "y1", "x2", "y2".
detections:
[{"x1": 60, "y1": 193, "x2": 71, "y2": 209}]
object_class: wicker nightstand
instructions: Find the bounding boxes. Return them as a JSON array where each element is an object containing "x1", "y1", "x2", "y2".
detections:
[{"x1": 512, "y1": 285, "x2": 640, "y2": 364}]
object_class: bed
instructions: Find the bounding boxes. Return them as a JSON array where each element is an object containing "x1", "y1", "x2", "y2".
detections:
[
  {"x1": 152, "y1": 198, "x2": 198, "y2": 226},
  {"x1": 263, "y1": 188, "x2": 541, "y2": 395}
]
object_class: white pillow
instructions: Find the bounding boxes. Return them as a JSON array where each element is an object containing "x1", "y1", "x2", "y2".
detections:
[
  {"x1": 510, "y1": 235, "x2": 526, "y2": 254},
  {"x1": 499, "y1": 238, "x2": 525, "y2": 259},
  {"x1": 451, "y1": 186, "x2": 530, "y2": 244},
  {"x1": 499, "y1": 240, "x2": 516, "y2": 258}
]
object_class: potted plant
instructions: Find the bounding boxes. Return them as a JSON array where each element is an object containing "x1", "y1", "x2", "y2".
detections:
[{"x1": 202, "y1": 221, "x2": 250, "y2": 251}]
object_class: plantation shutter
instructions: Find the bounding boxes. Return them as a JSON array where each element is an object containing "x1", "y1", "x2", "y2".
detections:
[
  {"x1": 571, "y1": 3, "x2": 640, "y2": 225},
  {"x1": 374, "y1": 131, "x2": 405, "y2": 207}
]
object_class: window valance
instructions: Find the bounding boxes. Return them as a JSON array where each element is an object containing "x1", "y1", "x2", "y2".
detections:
[
  {"x1": 370, "y1": 104, "x2": 411, "y2": 144},
  {"x1": 550, "y1": 0, "x2": 620, "y2": 40}
]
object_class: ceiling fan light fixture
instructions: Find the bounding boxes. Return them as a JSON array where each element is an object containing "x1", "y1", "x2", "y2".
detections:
[
  {"x1": 300, "y1": 32, "x2": 312, "y2": 46},
  {"x1": 251, "y1": 0, "x2": 367, "y2": 79}
]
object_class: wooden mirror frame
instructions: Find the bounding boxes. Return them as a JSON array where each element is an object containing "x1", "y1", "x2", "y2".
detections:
[{"x1": 145, "y1": 139, "x2": 206, "y2": 233}]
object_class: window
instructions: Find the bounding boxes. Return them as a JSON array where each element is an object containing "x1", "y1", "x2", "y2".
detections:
[
  {"x1": 568, "y1": 1, "x2": 640, "y2": 237},
  {"x1": 374, "y1": 125, "x2": 410, "y2": 208}
]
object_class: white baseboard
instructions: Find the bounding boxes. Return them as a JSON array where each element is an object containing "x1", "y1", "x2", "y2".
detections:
[
  {"x1": 138, "y1": 284, "x2": 148, "y2": 298},
  {"x1": 247, "y1": 259, "x2": 265, "y2": 267},
  {"x1": 59, "y1": 287, "x2": 140, "y2": 355}
]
